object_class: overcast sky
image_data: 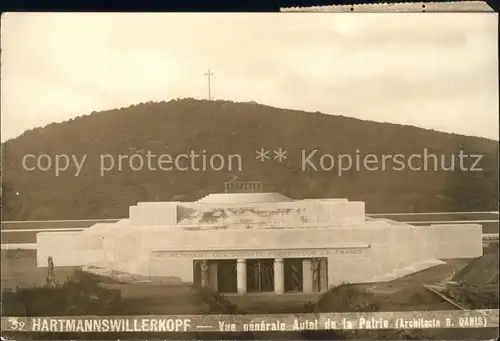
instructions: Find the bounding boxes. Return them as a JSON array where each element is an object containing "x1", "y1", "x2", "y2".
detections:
[{"x1": 1, "y1": 13, "x2": 498, "y2": 141}]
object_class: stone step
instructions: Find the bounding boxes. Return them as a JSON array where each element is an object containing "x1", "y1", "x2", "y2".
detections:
[{"x1": 370, "y1": 259, "x2": 444, "y2": 282}]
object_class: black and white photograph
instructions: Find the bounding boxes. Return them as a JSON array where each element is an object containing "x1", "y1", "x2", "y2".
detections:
[{"x1": 1, "y1": 11, "x2": 499, "y2": 340}]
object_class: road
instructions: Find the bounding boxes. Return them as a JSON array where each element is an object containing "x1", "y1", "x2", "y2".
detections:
[{"x1": 1, "y1": 211, "x2": 498, "y2": 246}]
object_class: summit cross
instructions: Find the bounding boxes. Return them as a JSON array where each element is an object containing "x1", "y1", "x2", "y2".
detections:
[{"x1": 205, "y1": 69, "x2": 213, "y2": 100}]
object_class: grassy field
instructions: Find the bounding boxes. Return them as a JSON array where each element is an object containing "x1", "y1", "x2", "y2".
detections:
[{"x1": 453, "y1": 243, "x2": 499, "y2": 285}]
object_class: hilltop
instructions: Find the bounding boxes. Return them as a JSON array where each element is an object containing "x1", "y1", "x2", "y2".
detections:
[{"x1": 1, "y1": 98, "x2": 498, "y2": 220}]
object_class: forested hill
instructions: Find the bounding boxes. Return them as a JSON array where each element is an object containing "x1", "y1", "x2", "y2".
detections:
[{"x1": 1, "y1": 98, "x2": 498, "y2": 220}]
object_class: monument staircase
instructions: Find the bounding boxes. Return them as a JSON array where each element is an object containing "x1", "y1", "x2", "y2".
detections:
[
  {"x1": 178, "y1": 192, "x2": 322, "y2": 227},
  {"x1": 196, "y1": 192, "x2": 293, "y2": 204},
  {"x1": 369, "y1": 258, "x2": 446, "y2": 282}
]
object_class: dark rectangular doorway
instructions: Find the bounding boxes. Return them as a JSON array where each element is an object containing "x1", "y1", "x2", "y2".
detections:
[
  {"x1": 217, "y1": 259, "x2": 237, "y2": 293},
  {"x1": 284, "y1": 259, "x2": 303, "y2": 292},
  {"x1": 247, "y1": 259, "x2": 274, "y2": 292},
  {"x1": 193, "y1": 260, "x2": 204, "y2": 287}
]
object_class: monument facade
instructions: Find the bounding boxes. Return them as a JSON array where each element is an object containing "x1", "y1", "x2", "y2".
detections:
[{"x1": 36, "y1": 193, "x2": 483, "y2": 294}]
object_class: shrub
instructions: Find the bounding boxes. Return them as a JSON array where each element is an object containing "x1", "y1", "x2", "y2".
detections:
[
  {"x1": 2, "y1": 249, "x2": 37, "y2": 260},
  {"x1": 2, "y1": 269, "x2": 121, "y2": 317},
  {"x1": 307, "y1": 283, "x2": 430, "y2": 340},
  {"x1": 314, "y1": 283, "x2": 381, "y2": 313}
]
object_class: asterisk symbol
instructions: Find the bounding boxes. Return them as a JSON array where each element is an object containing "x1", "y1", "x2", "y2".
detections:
[
  {"x1": 274, "y1": 148, "x2": 288, "y2": 162},
  {"x1": 256, "y1": 148, "x2": 270, "y2": 162}
]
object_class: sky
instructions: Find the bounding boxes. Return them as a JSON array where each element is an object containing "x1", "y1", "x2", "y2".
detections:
[{"x1": 1, "y1": 12, "x2": 498, "y2": 141}]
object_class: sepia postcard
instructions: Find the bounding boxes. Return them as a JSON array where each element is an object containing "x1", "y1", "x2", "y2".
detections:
[{"x1": 0, "y1": 11, "x2": 498, "y2": 340}]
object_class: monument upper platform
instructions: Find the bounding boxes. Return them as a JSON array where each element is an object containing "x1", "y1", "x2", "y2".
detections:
[{"x1": 196, "y1": 192, "x2": 292, "y2": 204}]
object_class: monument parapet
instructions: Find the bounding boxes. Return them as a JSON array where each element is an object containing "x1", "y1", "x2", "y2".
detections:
[{"x1": 129, "y1": 201, "x2": 180, "y2": 227}]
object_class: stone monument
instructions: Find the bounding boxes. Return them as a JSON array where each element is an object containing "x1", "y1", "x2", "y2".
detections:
[{"x1": 36, "y1": 192, "x2": 483, "y2": 294}]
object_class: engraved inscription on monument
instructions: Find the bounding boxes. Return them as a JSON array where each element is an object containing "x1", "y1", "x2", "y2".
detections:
[{"x1": 154, "y1": 248, "x2": 368, "y2": 260}]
